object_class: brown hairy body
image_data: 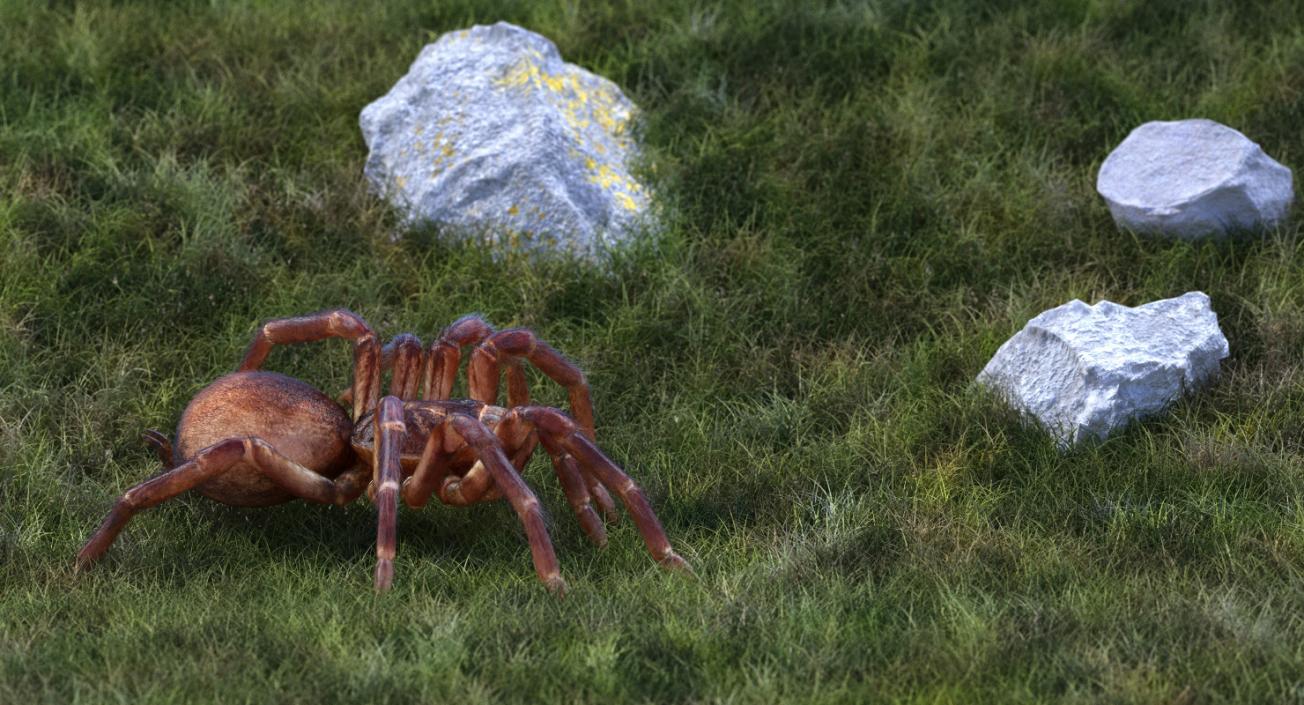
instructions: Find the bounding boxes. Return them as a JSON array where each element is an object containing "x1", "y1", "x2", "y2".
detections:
[{"x1": 76, "y1": 309, "x2": 689, "y2": 594}]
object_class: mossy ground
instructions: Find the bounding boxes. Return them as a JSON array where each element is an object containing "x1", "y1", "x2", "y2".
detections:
[{"x1": 3, "y1": 1, "x2": 1304, "y2": 703}]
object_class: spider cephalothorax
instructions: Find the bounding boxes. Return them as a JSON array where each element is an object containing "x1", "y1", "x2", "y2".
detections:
[{"x1": 76, "y1": 310, "x2": 688, "y2": 594}]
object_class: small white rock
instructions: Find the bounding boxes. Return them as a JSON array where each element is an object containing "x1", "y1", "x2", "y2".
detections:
[
  {"x1": 1097, "y1": 119, "x2": 1293, "y2": 239},
  {"x1": 360, "y1": 22, "x2": 654, "y2": 256},
  {"x1": 977, "y1": 292, "x2": 1229, "y2": 446}
]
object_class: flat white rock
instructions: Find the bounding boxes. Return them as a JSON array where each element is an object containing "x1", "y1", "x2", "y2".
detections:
[
  {"x1": 1097, "y1": 119, "x2": 1293, "y2": 239},
  {"x1": 360, "y1": 22, "x2": 654, "y2": 255},
  {"x1": 977, "y1": 292, "x2": 1229, "y2": 445}
]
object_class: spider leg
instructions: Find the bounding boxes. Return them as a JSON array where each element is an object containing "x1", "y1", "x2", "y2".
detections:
[
  {"x1": 396, "y1": 436, "x2": 505, "y2": 508},
  {"x1": 372, "y1": 396, "x2": 405, "y2": 592},
  {"x1": 583, "y1": 468, "x2": 620, "y2": 524},
  {"x1": 421, "y1": 315, "x2": 530, "y2": 405},
  {"x1": 463, "y1": 414, "x2": 615, "y2": 524},
  {"x1": 236, "y1": 309, "x2": 382, "y2": 420},
  {"x1": 468, "y1": 327, "x2": 596, "y2": 438},
  {"x1": 142, "y1": 429, "x2": 174, "y2": 468},
  {"x1": 431, "y1": 405, "x2": 525, "y2": 506},
  {"x1": 447, "y1": 431, "x2": 610, "y2": 530},
  {"x1": 339, "y1": 333, "x2": 424, "y2": 405},
  {"x1": 544, "y1": 450, "x2": 609, "y2": 548},
  {"x1": 428, "y1": 409, "x2": 535, "y2": 507},
  {"x1": 333, "y1": 464, "x2": 372, "y2": 505},
  {"x1": 401, "y1": 422, "x2": 479, "y2": 505},
  {"x1": 426, "y1": 315, "x2": 493, "y2": 400},
  {"x1": 436, "y1": 460, "x2": 494, "y2": 506},
  {"x1": 338, "y1": 339, "x2": 398, "y2": 405},
  {"x1": 386, "y1": 334, "x2": 425, "y2": 399},
  {"x1": 516, "y1": 407, "x2": 689, "y2": 572},
  {"x1": 463, "y1": 325, "x2": 618, "y2": 520},
  {"x1": 76, "y1": 437, "x2": 361, "y2": 571},
  {"x1": 447, "y1": 412, "x2": 566, "y2": 595},
  {"x1": 495, "y1": 411, "x2": 608, "y2": 547}
]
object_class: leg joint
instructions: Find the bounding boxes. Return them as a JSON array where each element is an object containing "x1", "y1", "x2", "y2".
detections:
[
  {"x1": 329, "y1": 309, "x2": 370, "y2": 338},
  {"x1": 476, "y1": 342, "x2": 500, "y2": 363},
  {"x1": 491, "y1": 329, "x2": 538, "y2": 357}
]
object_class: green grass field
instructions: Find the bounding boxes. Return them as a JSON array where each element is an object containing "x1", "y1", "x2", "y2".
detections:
[{"x1": 4, "y1": 1, "x2": 1304, "y2": 702}]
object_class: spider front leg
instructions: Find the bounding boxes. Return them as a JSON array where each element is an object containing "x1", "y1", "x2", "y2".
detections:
[
  {"x1": 466, "y1": 326, "x2": 619, "y2": 521},
  {"x1": 385, "y1": 334, "x2": 426, "y2": 399},
  {"x1": 468, "y1": 328, "x2": 595, "y2": 437},
  {"x1": 424, "y1": 315, "x2": 529, "y2": 405},
  {"x1": 425, "y1": 315, "x2": 493, "y2": 401},
  {"x1": 399, "y1": 431, "x2": 451, "y2": 509},
  {"x1": 515, "y1": 407, "x2": 689, "y2": 573},
  {"x1": 495, "y1": 412, "x2": 608, "y2": 548},
  {"x1": 372, "y1": 397, "x2": 405, "y2": 591},
  {"x1": 338, "y1": 332, "x2": 432, "y2": 406},
  {"x1": 369, "y1": 398, "x2": 557, "y2": 592},
  {"x1": 446, "y1": 412, "x2": 567, "y2": 595}
]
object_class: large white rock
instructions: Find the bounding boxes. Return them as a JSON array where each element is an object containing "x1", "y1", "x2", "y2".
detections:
[
  {"x1": 1097, "y1": 119, "x2": 1293, "y2": 239},
  {"x1": 977, "y1": 292, "x2": 1229, "y2": 446},
  {"x1": 360, "y1": 22, "x2": 654, "y2": 256}
]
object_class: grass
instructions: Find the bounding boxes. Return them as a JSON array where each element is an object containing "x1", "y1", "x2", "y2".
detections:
[{"x1": 3, "y1": 0, "x2": 1304, "y2": 702}]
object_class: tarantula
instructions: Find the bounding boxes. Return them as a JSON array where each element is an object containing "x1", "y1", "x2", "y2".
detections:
[{"x1": 76, "y1": 309, "x2": 688, "y2": 594}]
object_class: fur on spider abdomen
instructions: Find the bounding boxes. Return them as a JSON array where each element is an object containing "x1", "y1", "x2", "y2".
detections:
[{"x1": 75, "y1": 310, "x2": 690, "y2": 595}]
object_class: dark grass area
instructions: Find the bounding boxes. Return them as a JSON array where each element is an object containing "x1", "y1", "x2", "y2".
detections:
[{"x1": 3, "y1": 1, "x2": 1304, "y2": 702}]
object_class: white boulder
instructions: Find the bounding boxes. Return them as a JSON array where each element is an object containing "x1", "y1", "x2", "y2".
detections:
[
  {"x1": 1096, "y1": 119, "x2": 1293, "y2": 239},
  {"x1": 360, "y1": 22, "x2": 654, "y2": 256},
  {"x1": 977, "y1": 292, "x2": 1229, "y2": 446}
]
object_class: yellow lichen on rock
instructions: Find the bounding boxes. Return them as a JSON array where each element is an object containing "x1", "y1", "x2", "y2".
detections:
[
  {"x1": 588, "y1": 164, "x2": 623, "y2": 190},
  {"x1": 361, "y1": 22, "x2": 657, "y2": 255}
]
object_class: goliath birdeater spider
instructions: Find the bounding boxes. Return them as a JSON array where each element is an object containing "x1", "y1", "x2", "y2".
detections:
[{"x1": 76, "y1": 310, "x2": 689, "y2": 594}]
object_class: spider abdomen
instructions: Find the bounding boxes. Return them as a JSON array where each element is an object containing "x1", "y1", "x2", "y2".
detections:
[{"x1": 175, "y1": 371, "x2": 355, "y2": 507}]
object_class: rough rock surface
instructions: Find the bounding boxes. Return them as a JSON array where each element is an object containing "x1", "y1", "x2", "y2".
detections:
[
  {"x1": 977, "y1": 292, "x2": 1229, "y2": 446},
  {"x1": 360, "y1": 22, "x2": 654, "y2": 255},
  {"x1": 1097, "y1": 119, "x2": 1293, "y2": 239}
]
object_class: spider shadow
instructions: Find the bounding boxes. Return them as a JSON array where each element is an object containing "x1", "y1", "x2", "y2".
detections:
[{"x1": 184, "y1": 482, "x2": 593, "y2": 582}]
